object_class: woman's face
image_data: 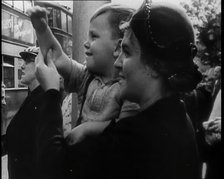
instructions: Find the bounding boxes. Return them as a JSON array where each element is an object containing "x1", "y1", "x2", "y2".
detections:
[{"x1": 114, "y1": 29, "x2": 152, "y2": 103}]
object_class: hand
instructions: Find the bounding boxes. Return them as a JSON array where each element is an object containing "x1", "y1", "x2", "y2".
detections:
[
  {"x1": 65, "y1": 121, "x2": 111, "y2": 145},
  {"x1": 27, "y1": 6, "x2": 48, "y2": 33},
  {"x1": 65, "y1": 125, "x2": 86, "y2": 146},
  {"x1": 205, "y1": 132, "x2": 221, "y2": 145},
  {"x1": 203, "y1": 117, "x2": 221, "y2": 145},
  {"x1": 35, "y1": 49, "x2": 60, "y2": 91},
  {"x1": 207, "y1": 117, "x2": 221, "y2": 133}
]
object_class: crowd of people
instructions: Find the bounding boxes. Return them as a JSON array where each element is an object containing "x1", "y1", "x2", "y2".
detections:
[{"x1": 1, "y1": 0, "x2": 221, "y2": 179}]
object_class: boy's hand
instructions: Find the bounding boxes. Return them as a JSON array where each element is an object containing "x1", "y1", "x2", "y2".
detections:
[
  {"x1": 65, "y1": 121, "x2": 111, "y2": 145},
  {"x1": 27, "y1": 6, "x2": 48, "y2": 33},
  {"x1": 65, "y1": 126, "x2": 86, "y2": 145},
  {"x1": 35, "y1": 49, "x2": 60, "y2": 91},
  {"x1": 207, "y1": 117, "x2": 221, "y2": 133}
]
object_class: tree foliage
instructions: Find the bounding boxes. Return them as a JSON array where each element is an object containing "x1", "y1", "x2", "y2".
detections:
[{"x1": 180, "y1": 0, "x2": 221, "y2": 66}]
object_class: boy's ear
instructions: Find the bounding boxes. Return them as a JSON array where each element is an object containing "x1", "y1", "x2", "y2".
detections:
[{"x1": 113, "y1": 39, "x2": 122, "y2": 59}]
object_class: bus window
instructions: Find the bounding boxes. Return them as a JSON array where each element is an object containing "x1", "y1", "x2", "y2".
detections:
[
  {"x1": 53, "y1": 9, "x2": 61, "y2": 29},
  {"x1": 14, "y1": 1, "x2": 24, "y2": 12},
  {"x1": 3, "y1": 56, "x2": 15, "y2": 88},
  {"x1": 68, "y1": 15, "x2": 72, "y2": 34},
  {"x1": 61, "y1": 11, "x2": 67, "y2": 32},
  {"x1": 3, "y1": 0, "x2": 13, "y2": 6},
  {"x1": 24, "y1": 1, "x2": 32, "y2": 14},
  {"x1": 47, "y1": 7, "x2": 53, "y2": 27}
]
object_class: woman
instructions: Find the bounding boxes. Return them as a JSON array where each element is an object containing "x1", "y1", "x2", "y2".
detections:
[{"x1": 34, "y1": 1, "x2": 202, "y2": 179}]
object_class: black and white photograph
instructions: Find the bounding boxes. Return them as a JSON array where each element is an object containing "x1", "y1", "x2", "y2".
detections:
[{"x1": 1, "y1": 0, "x2": 221, "y2": 179}]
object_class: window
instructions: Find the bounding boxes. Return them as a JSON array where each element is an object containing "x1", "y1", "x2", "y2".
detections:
[
  {"x1": 61, "y1": 11, "x2": 67, "y2": 32},
  {"x1": 24, "y1": 1, "x2": 32, "y2": 14},
  {"x1": 14, "y1": 16, "x2": 22, "y2": 40},
  {"x1": 2, "y1": 55, "x2": 27, "y2": 89},
  {"x1": 53, "y1": 9, "x2": 61, "y2": 29},
  {"x1": 2, "y1": 10, "x2": 14, "y2": 38},
  {"x1": 47, "y1": 7, "x2": 53, "y2": 27},
  {"x1": 14, "y1": 1, "x2": 24, "y2": 12},
  {"x1": 67, "y1": 15, "x2": 72, "y2": 34},
  {"x1": 3, "y1": 56, "x2": 15, "y2": 88},
  {"x1": 2, "y1": 9, "x2": 34, "y2": 44},
  {"x1": 3, "y1": 0, "x2": 13, "y2": 6}
]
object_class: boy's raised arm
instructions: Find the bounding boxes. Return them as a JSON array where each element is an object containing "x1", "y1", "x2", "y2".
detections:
[{"x1": 27, "y1": 6, "x2": 71, "y2": 80}]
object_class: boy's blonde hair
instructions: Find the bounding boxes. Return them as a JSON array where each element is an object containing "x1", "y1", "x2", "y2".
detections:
[{"x1": 91, "y1": 3, "x2": 134, "y2": 39}]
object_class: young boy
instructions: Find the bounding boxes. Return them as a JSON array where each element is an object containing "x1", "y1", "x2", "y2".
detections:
[{"x1": 28, "y1": 3, "x2": 139, "y2": 144}]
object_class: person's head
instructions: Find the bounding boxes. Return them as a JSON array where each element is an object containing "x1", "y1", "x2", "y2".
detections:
[
  {"x1": 115, "y1": 0, "x2": 202, "y2": 104},
  {"x1": 19, "y1": 46, "x2": 39, "y2": 87},
  {"x1": 213, "y1": 66, "x2": 221, "y2": 80},
  {"x1": 84, "y1": 3, "x2": 134, "y2": 77}
]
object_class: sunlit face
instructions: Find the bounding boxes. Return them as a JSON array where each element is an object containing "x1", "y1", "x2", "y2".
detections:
[
  {"x1": 84, "y1": 12, "x2": 118, "y2": 76},
  {"x1": 20, "y1": 57, "x2": 36, "y2": 86},
  {"x1": 114, "y1": 29, "x2": 151, "y2": 103}
]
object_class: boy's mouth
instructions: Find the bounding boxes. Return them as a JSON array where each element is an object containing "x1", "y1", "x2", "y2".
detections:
[{"x1": 85, "y1": 51, "x2": 92, "y2": 56}]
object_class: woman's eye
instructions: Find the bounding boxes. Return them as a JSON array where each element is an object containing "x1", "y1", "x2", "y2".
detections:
[{"x1": 123, "y1": 49, "x2": 129, "y2": 57}]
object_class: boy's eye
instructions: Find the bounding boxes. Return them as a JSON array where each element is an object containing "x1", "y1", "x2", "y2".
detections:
[{"x1": 90, "y1": 33, "x2": 98, "y2": 39}]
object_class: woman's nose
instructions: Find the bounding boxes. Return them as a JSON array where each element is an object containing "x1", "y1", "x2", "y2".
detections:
[{"x1": 114, "y1": 53, "x2": 123, "y2": 69}]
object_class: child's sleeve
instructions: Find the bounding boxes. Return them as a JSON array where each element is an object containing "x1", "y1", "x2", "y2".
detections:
[
  {"x1": 118, "y1": 100, "x2": 140, "y2": 121},
  {"x1": 64, "y1": 59, "x2": 89, "y2": 93}
]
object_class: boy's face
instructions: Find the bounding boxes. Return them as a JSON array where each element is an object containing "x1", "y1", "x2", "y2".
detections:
[{"x1": 84, "y1": 12, "x2": 118, "y2": 75}]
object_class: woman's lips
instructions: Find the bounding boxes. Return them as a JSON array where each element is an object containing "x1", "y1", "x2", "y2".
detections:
[{"x1": 117, "y1": 73, "x2": 125, "y2": 82}]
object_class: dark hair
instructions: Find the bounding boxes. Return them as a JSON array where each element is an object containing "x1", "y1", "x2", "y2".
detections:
[
  {"x1": 91, "y1": 3, "x2": 134, "y2": 39},
  {"x1": 129, "y1": 0, "x2": 202, "y2": 92}
]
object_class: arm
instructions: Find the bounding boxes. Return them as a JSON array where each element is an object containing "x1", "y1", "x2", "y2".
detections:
[
  {"x1": 27, "y1": 6, "x2": 71, "y2": 80},
  {"x1": 66, "y1": 121, "x2": 111, "y2": 145},
  {"x1": 34, "y1": 49, "x2": 68, "y2": 178},
  {"x1": 118, "y1": 100, "x2": 140, "y2": 121}
]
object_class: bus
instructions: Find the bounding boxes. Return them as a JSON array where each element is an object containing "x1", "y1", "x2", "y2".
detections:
[{"x1": 34, "y1": 1, "x2": 73, "y2": 58}]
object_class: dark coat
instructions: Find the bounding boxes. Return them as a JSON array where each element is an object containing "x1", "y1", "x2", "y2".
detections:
[
  {"x1": 37, "y1": 90, "x2": 201, "y2": 179},
  {"x1": 5, "y1": 86, "x2": 45, "y2": 179}
]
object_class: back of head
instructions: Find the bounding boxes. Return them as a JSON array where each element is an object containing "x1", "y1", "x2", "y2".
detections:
[
  {"x1": 129, "y1": 0, "x2": 202, "y2": 92},
  {"x1": 91, "y1": 3, "x2": 134, "y2": 39}
]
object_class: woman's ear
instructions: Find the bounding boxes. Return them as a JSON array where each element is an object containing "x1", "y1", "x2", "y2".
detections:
[
  {"x1": 145, "y1": 65, "x2": 159, "y2": 78},
  {"x1": 113, "y1": 39, "x2": 122, "y2": 59}
]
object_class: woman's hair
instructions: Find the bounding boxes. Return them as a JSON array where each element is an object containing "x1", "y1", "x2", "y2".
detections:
[
  {"x1": 128, "y1": 0, "x2": 202, "y2": 92},
  {"x1": 91, "y1": 3, "x2": 134, "y2": 39}
]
